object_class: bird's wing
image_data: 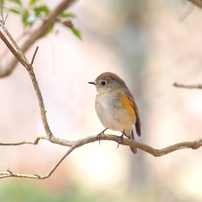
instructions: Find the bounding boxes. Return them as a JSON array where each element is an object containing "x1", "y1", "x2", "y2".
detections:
[{"x1": 123, "y1": 88, "x2": 141, "y2": 137}]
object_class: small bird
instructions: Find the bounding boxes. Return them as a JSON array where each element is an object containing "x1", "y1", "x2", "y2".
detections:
[{"x1": 88, "y1": 72, "x2": 141, "y2": 154}]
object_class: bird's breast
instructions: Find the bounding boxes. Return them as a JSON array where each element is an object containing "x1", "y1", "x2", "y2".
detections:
[{"x1": 95, "y1": 92, "x2": 136, "y2": 131}]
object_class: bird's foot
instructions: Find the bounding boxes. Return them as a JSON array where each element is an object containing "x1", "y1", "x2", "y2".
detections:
[
  {"x1": 96, "y1": 128, "x2": 108, "y2": 145},
  {"x1": 116, "y1": 131, "x2": 125, "y2": 149}
]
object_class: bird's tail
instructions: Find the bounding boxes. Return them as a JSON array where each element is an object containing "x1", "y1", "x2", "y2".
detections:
[{"x1": 125, "y1": 129, "x2": 137, "y2": 154}]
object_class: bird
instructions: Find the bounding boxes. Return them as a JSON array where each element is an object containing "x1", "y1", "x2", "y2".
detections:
[{"x1": 88, "y1": 72, "x2": 141, "y2": 154}]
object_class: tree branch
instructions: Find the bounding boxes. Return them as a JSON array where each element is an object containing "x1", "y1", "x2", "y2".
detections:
[
  {"x1": 173, "y1": 82, "x2": 202, "y2": 89},
  {"x1": 0, "y1": 134, "x2": 202, "y2": 179}
]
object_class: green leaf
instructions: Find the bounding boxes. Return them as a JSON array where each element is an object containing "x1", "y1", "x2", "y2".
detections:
[
  {"x1": 59, "y1": 12, "x2": 76, "y2": 19},
  {"x1": 29, "y1": 0, "x2": 38, "y2": 7},
  {"x1": 35, "y1": 5, "x2": 50, "y2": 17},
  {"x1": 9, "y1": 8, "x2": 21, "y2": 14},
  {"x1": 8, "y1": 0, "x2": 22, "y2": 6},
  {"x1": 22, "y1": 11, "x2": 31, "y2": 27},
  {"x1": 71, "y1": 27, "x2": 82, "y2": 40}
]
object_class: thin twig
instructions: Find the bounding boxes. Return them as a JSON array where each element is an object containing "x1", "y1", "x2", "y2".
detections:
[
  {"x1": 173, "y1": 82, "x2": 202, "y2": 89},
  {"x1": 30, "y1": 46, "x2": 39, "y2": 66},
  {"x1": 43, "y1": 146, "x2": 76, "y2": 179},
  {"x1": 0, "y1": 136, "x2": 48, "y2": 146}
]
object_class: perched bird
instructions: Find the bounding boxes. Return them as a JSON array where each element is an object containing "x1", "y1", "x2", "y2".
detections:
[{"x1": 88, "y1": 72, "x2": 141, "y2": 154}]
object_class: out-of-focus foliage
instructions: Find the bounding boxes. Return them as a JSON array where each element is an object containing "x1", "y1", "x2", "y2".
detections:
[
  {"x1": 0, "y1": 182, "x2": 98, "y2": 202},
  {"x1": 2, "y1": 0, "x2": 82, "y2": 39},
  {"x1": 0, "y1": 182, "x2": 144, "y2": 202}
]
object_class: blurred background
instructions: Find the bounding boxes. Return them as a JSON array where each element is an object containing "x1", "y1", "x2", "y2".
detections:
[{"x1": 0, "y1": 0, "x2": 202, "y2": 201}]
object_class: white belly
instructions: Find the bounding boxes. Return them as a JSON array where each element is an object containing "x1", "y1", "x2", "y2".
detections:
[{"x1": 95, "y1": 93, "x2": 135, "y2": 131}]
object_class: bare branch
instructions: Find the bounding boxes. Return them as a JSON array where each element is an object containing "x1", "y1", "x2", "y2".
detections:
[
  {"x1": 173, "y1": 82, "x2": 202, "y2": 89},
  {"x1": 0, "y1": 134, "x2": 202, "y2": 179}
]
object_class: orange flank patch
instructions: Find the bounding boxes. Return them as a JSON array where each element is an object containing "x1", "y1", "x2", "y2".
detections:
[{"x1": 121, "y1": 93, "x2": 136, "y2": 117}]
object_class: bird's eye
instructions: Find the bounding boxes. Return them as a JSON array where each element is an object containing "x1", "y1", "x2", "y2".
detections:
[{"x1": 100, "y1": 80, "x2": 107, "y2": 86}]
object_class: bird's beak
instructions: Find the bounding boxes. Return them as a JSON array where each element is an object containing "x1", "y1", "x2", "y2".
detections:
[{"x1": 88, "y1": 81, "x2": 96, "y2": 85}]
